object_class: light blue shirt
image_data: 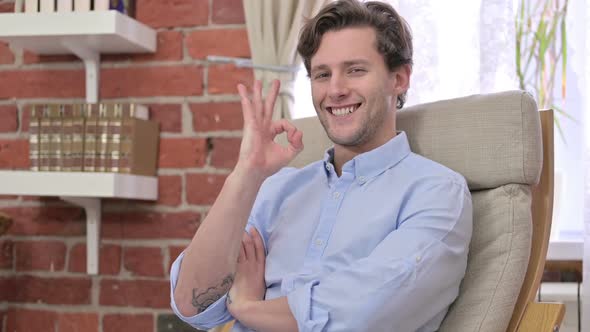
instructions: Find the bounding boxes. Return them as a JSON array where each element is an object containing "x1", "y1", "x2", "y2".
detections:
[{"x1": 170, "y1": 131, "x2": 473, "y2": 332}]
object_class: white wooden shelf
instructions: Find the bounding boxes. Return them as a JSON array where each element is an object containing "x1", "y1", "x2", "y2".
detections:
[
  {"x1": 547, "y1": 239, "x2": 584, "y2": 261},
  {"x1": 0, "y1": 171, "x2": 158, "y2": 275},
  {"x1": 0, "y1": 10, "x2": 156, "y2": 102}
]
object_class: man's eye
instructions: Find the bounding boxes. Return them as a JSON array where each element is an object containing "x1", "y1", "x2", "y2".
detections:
[
  {"x1": 313, "y1": 73, "x2": 329, "y2": 80},
  {"x1": 348, "y1": 68, "x2": 366, "y2": 74}
]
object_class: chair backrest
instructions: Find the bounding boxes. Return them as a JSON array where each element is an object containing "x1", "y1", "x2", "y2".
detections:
[
  {"x1": 282, "y1": 91, "x2": 545, "y2": 332},
  {"x1": 506, "y1": 109, "x2": 554, "y2": 331}
]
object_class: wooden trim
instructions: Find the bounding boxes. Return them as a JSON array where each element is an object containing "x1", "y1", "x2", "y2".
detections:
[
  {"x1": 508, "y1": 110, "x2": 555, "y2": 331},
  {"x1": 516, "y1": 302, "x2": 565, "y2": 332}
]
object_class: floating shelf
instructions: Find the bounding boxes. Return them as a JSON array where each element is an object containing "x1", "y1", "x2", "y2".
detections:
[
  {"x1": 0, "y1": 171, "x2": 158, "y2": 275},
  {"x1": 0, "y1": 11, "x2": 157, "y2": 102}
]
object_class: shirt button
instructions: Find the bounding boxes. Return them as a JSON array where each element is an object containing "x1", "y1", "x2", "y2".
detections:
[
  {"x1": 325, "y1": 164, "x2": 332, "y2": 171},
  {"x1": 315, "y1": 239, "x2": 324, "y2": 246},
  {"x1": 333, "y1": 192, "x2": 340, "y2": 199},
  {"x1": 358, "y1": 176, "x2": 367, "y2": 184},
  {"x1": 415, "y1": 256, "x2": 422, "y2": 262}
]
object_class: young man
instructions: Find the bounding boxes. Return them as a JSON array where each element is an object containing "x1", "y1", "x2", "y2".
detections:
[{"x1": 170, "y1": 1, "x2": 472, "y2": 331}]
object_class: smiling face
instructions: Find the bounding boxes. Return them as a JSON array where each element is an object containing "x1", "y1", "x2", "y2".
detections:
[{"x1": 310, "y1": 27, "x2": 407, "y2": 153}]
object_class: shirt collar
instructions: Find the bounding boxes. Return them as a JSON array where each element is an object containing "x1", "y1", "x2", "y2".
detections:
[{"x1": 322, "y1": 131, "x2": 412, "y2": 180}]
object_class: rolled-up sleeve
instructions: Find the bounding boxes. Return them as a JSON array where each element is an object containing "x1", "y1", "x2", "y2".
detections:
[
  {"x1": 169, "y1": 251, "x2": 233, "y2": 330},
  {"x1": 286, "y1": 178, "x2": 473, "y2": 332}
]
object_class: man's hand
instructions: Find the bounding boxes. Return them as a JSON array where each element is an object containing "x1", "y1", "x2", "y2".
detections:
[
  {"x1": 235, "y1": 79, "x2": 304, "y2": 178},
  {"x1": 227, "y1": 227, "x2": 266, "y2": 319}
]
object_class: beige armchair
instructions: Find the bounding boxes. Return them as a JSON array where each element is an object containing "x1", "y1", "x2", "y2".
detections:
[{"x1": 215, "y1": 90, "x2": 563, "y2": 332}]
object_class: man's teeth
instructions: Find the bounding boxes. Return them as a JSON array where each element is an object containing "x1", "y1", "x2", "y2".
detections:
[{"x1": 332, "y1": 106, "x2": 356, "y2": 116}]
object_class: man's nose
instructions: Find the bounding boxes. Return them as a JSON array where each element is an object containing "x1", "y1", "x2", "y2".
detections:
[{"x1": 328, "y1": 74, "x2": 349, "y2": 101}]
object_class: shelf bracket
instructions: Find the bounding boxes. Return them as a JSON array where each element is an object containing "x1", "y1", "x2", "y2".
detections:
[
  {"x1": 61, "y1": 41, "x2": 100, "y2": 103},
  {"x1": 60, "y1": 196, "x2": 101, "y2": 275}
]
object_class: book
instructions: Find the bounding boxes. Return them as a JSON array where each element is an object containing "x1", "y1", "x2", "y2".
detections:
[
  {"x1": 71, "y1": 104, "x2": 85, "y2": 172},
  {"x1": 96, "y1": 104, "x2": 111, "y2": 172},
  {"x1": 39, "y1": 0, "x2": 55, "y2": 12},
  {"x1": 57, "y1": 0, "x2": 73, "y2": 12},
  {"x1": 47, "y1": 105, "x2": 63, "y2": 171},
  {"x1": 28, "y1": 105, "x2": 41, "y2": 171},
  {"x1": 74, "y1": 0, "x2": 90, "y2": 11},
  {"x1": 24, "y1": 0, "x2": 39, "y2": 13},
  {"x1": 119, "y1": 117, "x2": 159, "y2": 176},
  {"x1": 39, "y1": 105, "x2": 51, "y2": 171},
  {"x1": 61, "y1": 104, "x2": 74, "y2": 172},
  {"x1": 95, "y1": 0, "x2": 109, "y2": 10},
  {"x1": 83, "y1": 104, "x2": 99, "y2": 172}
]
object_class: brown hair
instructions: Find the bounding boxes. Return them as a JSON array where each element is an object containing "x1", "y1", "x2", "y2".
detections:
[{"x1": 297, "y1": 0, "x2": 413, "y2": 108}]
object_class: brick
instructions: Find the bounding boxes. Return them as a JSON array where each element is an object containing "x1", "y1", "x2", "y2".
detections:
[
  {"x1": 186, "y1": 173, "x2": 228, "y2": 205},
  {"x1": 0, "y1": 41, "x2": 14, "y2": 64},
  {"x1": 101, "y1": 66, "x2": 203, "y2": 97},
  {"x1": 208, "y1": 64, "x2": 254, "y2": 94},
  {"x1": 158, "y1": 138, "x2": 207, "y2": 168},
  {"x1": 168, "y1": 246, "x2": 186, "y2": 273},
  {"x1": 104, "y1": 31, "x2": 183, "y2": 62},
  {"x1": 0, "y1": 240, "x2": 13, "y2": 269},
  {"x1": 158, "y1": 313, "x2": 206, "y2": 332},
  {"x1": 57, "y1": 313, "x2": 99, "y2": 332},
  {"x1": 21, "y1": 104, "x2": 32, "y2": 132},
  {"x1": 0, "y1": 69, "x2": 85, "y2": 99},
  {"x1": 68, "y1": 243, "x2": 121, "y2": 275},
  {"x1": 1, "y1": 275, "x2": 91, "y2": 304},
  {"x1": 0, "y1": 139, "x2": 29, "y2": 169},
  {"x1": 23, "y1": 51, "x2": 79, "y2": 64},
  {"x1": 212, "y1": 0, "x2": 245, "y2": 24},
  {"x1": 0, "y1": 105, "x2": 18, "y2": 132},
  {"x1": 155, "y1": 175, "x2": 182, "y2": 206},
  {"x1": 100, "y1": 279, "x2": 170, "y2": 308},
  {"x1": 0, "y1": 206, "x2": 84, "y2": 236},
  {"x1": 136, "y1": 0, "x2": 208, "y2": 28},
  {"x1": 15, "y1": 240, "x2": 66, "y2": 272},
  {"x1": 6, "y1": 309, "x2": 57, "y2": 332},
  {"x1": 0, "y1": 2, "x2": 15, "y2": 12},
  {"x1": 191, "y1": 102, "x2": 243, "y2": 132},
  {"x1": 210, "y1": 137, "x2": 241, "y2": 169},
  {"x1": 186, "y1": 29, "x2": 249, "y2": 60},
  {"x1": 102, "y1": 211, "x2": 200, "y2": 239},
  {"x1": 149, "y1": 104, "x2": 182, "y2": 133},
  {"x1": 123, "y1": 246, "x2": 164, "y2": 277},
  {"x1": 0, "y1": 276, "x2": 16, "y2": 301},
  {"x1": 103, "y1": 314, "x2": 153, "y2": 332}
]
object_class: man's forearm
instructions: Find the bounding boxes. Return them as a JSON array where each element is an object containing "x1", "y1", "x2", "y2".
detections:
[
  {"x1": 173, "y1": 166, "x2": 266, "y2": 317},
  {"x1": 232, "y1": 296, "x2": 298, "y2": 332}
]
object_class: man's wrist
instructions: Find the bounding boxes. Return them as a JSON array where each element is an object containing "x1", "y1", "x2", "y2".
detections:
[
  {"x1": 231, "y1": 163, "x2": 268, "y2": 185},
  {"x1": 227, "y1": 296, "x2": 258, "y2": 321}
]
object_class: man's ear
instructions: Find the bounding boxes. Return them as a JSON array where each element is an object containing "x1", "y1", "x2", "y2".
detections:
[{"x1": 391, "y1": 64, "x2": 411, "y2": 96}]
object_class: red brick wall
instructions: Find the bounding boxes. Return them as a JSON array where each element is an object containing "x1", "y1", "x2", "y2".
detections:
[{"x1": 0, "y1": 0, "x2": 250, "y2": 331}]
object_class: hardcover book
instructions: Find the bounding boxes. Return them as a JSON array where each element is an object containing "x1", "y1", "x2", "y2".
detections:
[{"x1": 28, "y1": 105, "x2": 42, "y2": 171}]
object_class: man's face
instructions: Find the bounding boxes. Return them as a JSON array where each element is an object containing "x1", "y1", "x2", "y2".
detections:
[{"x1": 310, "y1": 27, "x2": 403, "y2": 150}]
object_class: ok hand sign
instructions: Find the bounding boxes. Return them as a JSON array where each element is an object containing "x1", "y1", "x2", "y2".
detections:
[{"x1": 235, "y1": 79, "x2": 304, "y2": 178}]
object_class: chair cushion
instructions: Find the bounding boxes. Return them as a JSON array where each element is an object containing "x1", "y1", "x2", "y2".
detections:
[
  {"x1": 439, "y1": 184, "x2": 532, "y2": 332},
  {"x1": 285, "y1": 90, "x2": 542, "y2": 191}
]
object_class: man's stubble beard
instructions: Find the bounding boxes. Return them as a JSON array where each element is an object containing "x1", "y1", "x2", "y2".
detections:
[{"x1": 317, "y1": 102, "x2": 388, "y2": 147}]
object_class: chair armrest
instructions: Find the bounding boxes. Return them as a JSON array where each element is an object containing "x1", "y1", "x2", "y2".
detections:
[{"x1": 516, "y1": 301, "x2": 565, "y2": 332}]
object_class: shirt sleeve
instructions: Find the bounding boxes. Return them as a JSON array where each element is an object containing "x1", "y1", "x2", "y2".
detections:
[
  {"x1": 169, "y1": 251, "x2": 234, "y2": 330},
  {"x1": 287, "y1": 177, "x2": 473, "y2": 332},
  {"x1": 169, "y1": 223, "x2": 268, "y2": 330}
]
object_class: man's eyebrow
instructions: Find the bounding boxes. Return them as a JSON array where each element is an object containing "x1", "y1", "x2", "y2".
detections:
[{"x1": 311, "y1": 59, "x2": 371, "y2": 73}]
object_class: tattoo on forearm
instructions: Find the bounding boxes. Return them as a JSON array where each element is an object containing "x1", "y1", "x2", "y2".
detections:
[{"x1": 192, "y1": 274, "x2": 234, "y2": 313}]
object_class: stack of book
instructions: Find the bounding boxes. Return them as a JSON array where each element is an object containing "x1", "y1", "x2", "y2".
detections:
[
  {"x1": 29, "y1": 103, "x2": 159, "y2": 176},
  {"x1": 20, "y1": 0, "x2": 135, "y2": 15}
]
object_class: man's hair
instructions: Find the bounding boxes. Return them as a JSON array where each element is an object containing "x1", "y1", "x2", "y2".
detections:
[{"x1": 297, "y1": 0, "x2": 413, "y2": 109}]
